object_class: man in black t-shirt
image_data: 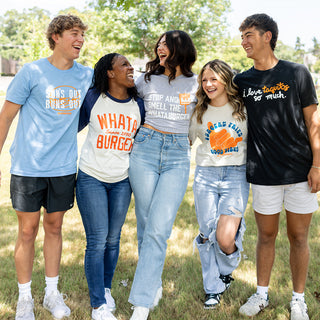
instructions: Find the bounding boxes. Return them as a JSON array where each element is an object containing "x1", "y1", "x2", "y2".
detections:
[{"x1": 234, "y1": 13, "x2": 320, "y2": 320}]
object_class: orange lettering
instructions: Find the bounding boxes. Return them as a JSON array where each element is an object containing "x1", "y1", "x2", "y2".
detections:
[
  {"x1": 109, "y1": 113, "x2": 117, "y2": 128},
  {"x1": 118, "y1": 114, "x2": 125, "y2": 129},
  {"x1": 97, "y1": 115, "x2": 108, "y2": 129}
]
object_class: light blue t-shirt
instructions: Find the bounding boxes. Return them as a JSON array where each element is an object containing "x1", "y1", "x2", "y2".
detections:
[{"x1": 6, "y1": 58, "x2": 93, "y2": 177}]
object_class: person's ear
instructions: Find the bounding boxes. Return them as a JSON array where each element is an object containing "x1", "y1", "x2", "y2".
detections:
[
  {"x1": 51, "y1": 33, "x2": 60, "y2": 45},
  {"x1": 264, "y1": 31, "x2": 272, "y2": 43},
  {"x1": 107, "y1": 70, "x2": 114, "y2": 78}
]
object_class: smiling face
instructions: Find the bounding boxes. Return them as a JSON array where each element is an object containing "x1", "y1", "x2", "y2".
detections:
[
  {"x1": 52, "y1": 27, "x2": 85, "y2": 61},
  {"x1": 241, "y1": 26, "x2": 271, "y2": 60},
  {"x1": 108, "y1": 55, "x2": 135, "y2": 89},
  {"x1": 157, "y1": 35, "x2": 170, "y2": 68},
  {"x1": 201, "y1": 67, "x2": 228, "y2": 107}
]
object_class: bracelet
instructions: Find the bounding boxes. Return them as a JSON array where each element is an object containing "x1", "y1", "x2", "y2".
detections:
[{"x1": 312, "y1": 165, "x2": 320, "y2": 170}]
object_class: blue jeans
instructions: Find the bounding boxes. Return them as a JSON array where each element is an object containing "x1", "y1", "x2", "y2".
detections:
[
  {"x1": 193, "y1": 165, "x2": 249, "y2": 294},
  {"x1": 76, "y1": 170, "x2": 132, "y2": 308},
  {"x1": 128, "y1": 126, "x2": 190, "y2": 308}
]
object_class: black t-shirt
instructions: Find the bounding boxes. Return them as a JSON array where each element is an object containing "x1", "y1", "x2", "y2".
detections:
[{"x1": 234, "y1": 60, "x2": 318, "y2": 185}]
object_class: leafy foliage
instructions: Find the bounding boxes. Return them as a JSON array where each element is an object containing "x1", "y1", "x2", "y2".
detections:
[
  {"x1": 92, "y1": 0, "x2": 231, "y2": 63},
  {"x1": 0, "y1": 3, "x2": 319, "y2": 74}
]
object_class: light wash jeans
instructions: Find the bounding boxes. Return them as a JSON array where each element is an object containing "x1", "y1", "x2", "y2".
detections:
[
  {"x1": 193, "y1": 165, "x2": 249, "y2": 294},
  {"x1": 128, "y1": 126, "x2": 190, "y2": 308},
  {"x1": 76, "y1": 170, "x2": 132, "y2": 308}
]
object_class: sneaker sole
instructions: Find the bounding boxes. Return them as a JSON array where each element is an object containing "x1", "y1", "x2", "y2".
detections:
[
  {"x1": 204, "y1": 304, "x2": 219, "y2": 309},
  {"x1": 43, "y1": 305, "x2": 70, "y2": 320}
]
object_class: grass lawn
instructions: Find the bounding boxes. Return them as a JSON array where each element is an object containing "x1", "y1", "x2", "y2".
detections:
[{"x1": 0, "y1": 95, "x2": 320, "y2": 319}]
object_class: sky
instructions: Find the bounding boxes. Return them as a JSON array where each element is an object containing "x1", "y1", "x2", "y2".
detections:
[{"x1": 0, "y1": 0, "x2": 319, "y2": 50}]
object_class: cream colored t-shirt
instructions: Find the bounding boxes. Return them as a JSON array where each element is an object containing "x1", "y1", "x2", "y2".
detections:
[{"x1": 189, "y1": 102, "x2": 247, "y2": 166}]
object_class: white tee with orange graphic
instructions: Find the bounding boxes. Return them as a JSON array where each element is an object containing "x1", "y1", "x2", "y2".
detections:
[
  {"x1": 79, "y1": 91, "x2": 142, "y2": 183},
  {"x1": 189, "y1": 103, "x2": 247, "y2": 167}
]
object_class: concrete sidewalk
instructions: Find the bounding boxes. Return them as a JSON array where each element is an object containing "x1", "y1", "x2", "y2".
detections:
[{"x1": 0, "y1": 76, "x2": 13, "y2": 92}]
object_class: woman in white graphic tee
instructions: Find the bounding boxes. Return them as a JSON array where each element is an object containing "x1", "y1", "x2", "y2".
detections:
[
  {"x1": 189, "y1": 59, "x2": 249, "y2": 309},
  {"x1": 76, "y1": 53, "x2": 144, "y2": 320}
]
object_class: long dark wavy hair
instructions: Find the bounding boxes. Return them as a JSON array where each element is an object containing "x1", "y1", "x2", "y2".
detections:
[
  {"x1": 92, "y1": 53, "x2": 137, "y2": 99},
  {"x1": 144, "y1": 30, "x2": 197, "y2": 82},
  {"x1": 193, "y1": 59, "x2": 246, "y2": 124}
]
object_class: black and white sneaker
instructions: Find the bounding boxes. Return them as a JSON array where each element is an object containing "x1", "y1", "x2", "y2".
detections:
[
  {"x1": 204, "y1": 293, "x2": 221, "y2": 309},
  {"x1": 219, "y1": 274, "x2": 234, "y2": 292}
]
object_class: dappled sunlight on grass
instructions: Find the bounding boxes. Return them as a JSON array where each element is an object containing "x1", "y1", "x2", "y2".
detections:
[{"x1": 1, "y1": 114, "x2": 320, "y2": 318}]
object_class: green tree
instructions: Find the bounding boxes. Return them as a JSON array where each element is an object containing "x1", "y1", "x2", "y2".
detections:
[
  {"x1": 275, "y1": 40, "x2": 297, "y2": 62},
  {"x1": 92, "y1": 0, "x2": 231, "y2": 66},
  {"x1": 218, "y1": 36, "x2": 252, "y2": 73},
  {"x1": 311, "y1": 37, "x2": 320, "y2": 59},
  {"x1": 0, "y1": 8, "x2": 50, "y2": 62},
  {"x1": 294, "y1": 36, "x2": 305, "y2": 64}
]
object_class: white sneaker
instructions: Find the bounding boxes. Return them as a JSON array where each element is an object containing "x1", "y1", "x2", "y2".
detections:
[
  {"x1": 239, "y1": 292, "x2": 269, "y2": 316},
  {"x1": 151, "y1": 287, "x2": 163, "y2": 310},
  {"x1": 104, "y1": 288, "x2": 116, "y2": 312},
  {"x1": 43, "y1": 290, "x2": 71, "y2": 319},
  {"x1": 15, "y1": 295, "x2": 35, "y2": 320},
  {"x1": 92, "y1": 304, "x2": 117, "y2": 320},
  {"x1": 290, "y1": 299, "x2": 309, "y2": 320},
  {"x1": 130, "y1": 306, "x2": 149, "y2": 320}
]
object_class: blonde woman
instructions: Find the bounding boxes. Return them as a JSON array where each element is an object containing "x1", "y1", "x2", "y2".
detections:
[{"x1": 189, "y1": 59, "x2": 249, "y2": 309}]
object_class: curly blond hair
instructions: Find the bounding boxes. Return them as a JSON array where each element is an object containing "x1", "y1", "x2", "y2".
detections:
[{"x1": 46, "y1": 14, "x2": 87, "y2": 50}]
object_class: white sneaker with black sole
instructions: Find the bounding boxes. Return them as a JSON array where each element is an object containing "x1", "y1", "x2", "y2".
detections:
[{"x1": 204, "y1": 293, "x2": 221, "y2": 309}]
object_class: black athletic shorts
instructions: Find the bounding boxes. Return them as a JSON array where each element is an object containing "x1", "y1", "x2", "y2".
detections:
[{"x1": 10, "y1": 174, "x2": 76, "y2": 213}]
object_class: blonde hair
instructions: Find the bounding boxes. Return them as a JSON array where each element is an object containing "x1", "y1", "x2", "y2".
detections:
[{"x1": 193, "y1": 59, "x2": 246, "y2": 124}]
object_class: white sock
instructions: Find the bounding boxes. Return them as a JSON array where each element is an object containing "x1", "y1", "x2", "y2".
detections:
[
  {"x1": 18, "y1": 280, "x2": 32, "y2": 299},
  {"x1": 257, "y1": 285, "x2": 269, "y2": 300},
  {"x1": 45, "y1": 275, "x2": 59, "y2": 294},
  {"x1": 292, "y1": 291, "x2": 305, "y2": 302}
]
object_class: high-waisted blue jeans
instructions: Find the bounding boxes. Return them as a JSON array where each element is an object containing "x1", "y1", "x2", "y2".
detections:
[
  {"x1": 128, "y1": 127, "x2": 190, "y2": 308},
  {"x1": 76, "y1": 170, "x2": 132, "y2": 308}
]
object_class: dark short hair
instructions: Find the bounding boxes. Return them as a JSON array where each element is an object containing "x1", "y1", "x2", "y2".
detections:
[
  {"x1": 92, "y1": 53, "x2": 137, "y2": 99},
  {"x1": 46, "y1": 14, "x2": 87, "y2": 50},
  {"x1": 145, "y1": 30, "x2": 197, "y2": 82},
  {"x1": 239, "y1": 13, "x2": 278, "y2": 51}
]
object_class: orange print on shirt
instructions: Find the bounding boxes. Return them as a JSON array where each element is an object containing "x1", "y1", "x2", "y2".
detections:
[
  {"x1": 208, "y1": 126, "x2": 242, "y2": 152},
  {"x1": 179, "y1": 93, "x2": 191, "y2": 113}
]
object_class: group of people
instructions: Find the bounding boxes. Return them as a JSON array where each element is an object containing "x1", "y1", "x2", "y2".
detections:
[{"x1": 0, "y1": 11, "x2": 319, "y2": 320}]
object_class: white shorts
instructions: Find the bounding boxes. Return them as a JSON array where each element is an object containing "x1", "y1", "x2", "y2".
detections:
[{"x1": 252, "y1": 182, "x2": 319, "y2": 215}]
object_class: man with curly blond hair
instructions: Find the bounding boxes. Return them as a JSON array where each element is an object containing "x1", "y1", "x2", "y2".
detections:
[{"x1": 0, "y1": 14, "x2": 93, "y2": 320}]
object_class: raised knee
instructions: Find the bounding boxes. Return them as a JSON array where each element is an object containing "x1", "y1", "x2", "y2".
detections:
[{"x1": 217, "y1": 238, "x2": 236, "y2": 255}]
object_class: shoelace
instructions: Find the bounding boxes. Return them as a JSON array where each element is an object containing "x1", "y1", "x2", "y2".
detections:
[
  {"x1": 291, "y1": 300, "x2": 308, "y2": 314},
  {"x1": 219, "y1": 274, "x2": 234, "y2": 285},
  {"x1": 206, "y1": 293, "x2": 221, "y2": 303},
  {"x1": 46, "y1": 292, "x2": 68, "y2": 308}
]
